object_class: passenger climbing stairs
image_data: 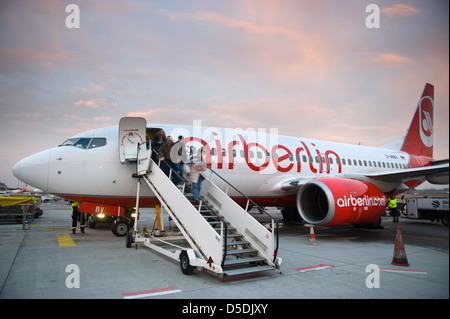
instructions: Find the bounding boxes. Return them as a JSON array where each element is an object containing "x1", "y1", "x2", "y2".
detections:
[{"x1": 128, "y1": 143, "x2": 281, "y2": 278}]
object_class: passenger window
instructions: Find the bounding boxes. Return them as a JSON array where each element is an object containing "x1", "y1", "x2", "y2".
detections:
[
  {"x1": 257, "y1": 152, "x2": 262, "y2": 159},
  {"x1": 342, "y1": 158, "x2": 346, "y2": 165},
  {"x1": 222, "y1": 149, "x2": 227, "y2": 157},
  {"x1": 89, "y1": 138, "x2": 107, "y2": 149}
]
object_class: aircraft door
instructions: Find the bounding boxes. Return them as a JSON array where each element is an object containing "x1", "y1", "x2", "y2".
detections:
[{"x1": 119, "y1": 117, "x2": 147, "y2": 163}]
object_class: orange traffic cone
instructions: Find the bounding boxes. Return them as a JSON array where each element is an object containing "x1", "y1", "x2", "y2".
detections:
[
  {"x1": 392, "y1": 227, "x2": 409, "y2": 267},
  {"x1": 307, "y1": 224, "x2": 318, "y2": 246}
]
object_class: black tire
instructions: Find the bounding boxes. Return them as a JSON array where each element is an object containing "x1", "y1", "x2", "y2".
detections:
[
  {"x1": 441, "y1": 213, "x2": 449, "y2": 227},
  {"x1": 126, "y1": 231, "x2": 134, "y2": 248},
  {"x1": 179, "y1": 250, "x2": 194, "y2": 275},
  {"x1": 112, "y1": 219, "x2": 129, "y2": 237},
  {"x1": 87, "y1": 215, "x2": 96, "y2": 229}
]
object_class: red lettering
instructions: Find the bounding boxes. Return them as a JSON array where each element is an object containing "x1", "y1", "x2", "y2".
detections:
[
  {"x1": 300, "y1": 141, "x2": 317, "y2": 173},
  {"x1": 212, "y1": 132, "x2": 223, "y2": 169},
  {"x1": 238, "y1": 134, "x2": 270, "y2": 171},
  {"x1": 295, "y1": 147, "x2": 304, "y2": 172},
  {"x1": 325, "y1": 150, "x2": 342, "y2": 173},
  {"x1": 227, "y1": 140, "x2": 239, "y2": 170},
  {"x1": 272, "y1": 144, "x2": 294, "y2": 173},
  {"x1": 182, "y1": 137, "x2": 212, "y2": 168},
  {"x1": 181, "y1": 133, "x2": 342, "y2": 175}
]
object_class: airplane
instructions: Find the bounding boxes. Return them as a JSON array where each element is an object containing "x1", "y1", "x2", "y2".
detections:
[
  {"x1": 0, "y1": 184, "x2": 29, "y2": 195},
  {"x1": 12, "y1": 83, "x2": 449, "y2": 235}
]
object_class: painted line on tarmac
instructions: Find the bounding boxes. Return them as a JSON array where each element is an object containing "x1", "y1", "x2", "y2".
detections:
[
  {"x1": 121, "y1": 286, "x2": 182, "y2": 299},
  {"x1": 56, "y1": 233, "x2": 76, "y2": 247},
  {"x1": 380, "y1": 267, "x2": 427, "y2": 275},
  {"x1": 295, "y1": 264, "x2": 335, "y2": 272}
]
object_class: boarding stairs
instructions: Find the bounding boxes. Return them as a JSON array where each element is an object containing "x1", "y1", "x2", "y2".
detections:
[{"x1": 130, "y1": 145, "x2": 281, "y2": 277}]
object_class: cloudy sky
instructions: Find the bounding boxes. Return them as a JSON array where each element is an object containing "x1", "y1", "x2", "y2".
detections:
[{"x1": 0, "y1": 0, "x2": 448, "y2": 188}]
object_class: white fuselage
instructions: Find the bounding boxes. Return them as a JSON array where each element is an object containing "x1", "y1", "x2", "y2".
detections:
[{"x1": 12, "y1": 123, "x2": 415, "y2": 208}]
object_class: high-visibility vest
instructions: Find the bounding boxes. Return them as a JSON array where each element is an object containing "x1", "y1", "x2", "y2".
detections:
[{"x1": 388, "y1": 198, "x2": 397, "y2": 208}]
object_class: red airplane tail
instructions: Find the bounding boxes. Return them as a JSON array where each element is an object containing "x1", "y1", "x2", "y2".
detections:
[{"x1": 401, "y1": 83, "x2": 434, "y2": 158}]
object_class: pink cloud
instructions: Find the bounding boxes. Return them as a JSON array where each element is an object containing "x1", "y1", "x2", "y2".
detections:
[
  {"x1": 357, "y1": 53, "x2": 415, "y2": 69},
  {"x1": 381, "y1": 4, "x2": 421, "y2": 18}
]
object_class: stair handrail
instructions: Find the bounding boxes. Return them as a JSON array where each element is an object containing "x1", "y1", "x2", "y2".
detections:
[
  {"x1": 205, "y1": 167, "x2": 279, "y2": 263},
  {"x1": 144, "y1": 146, "x2": 228, "y2": 267}
]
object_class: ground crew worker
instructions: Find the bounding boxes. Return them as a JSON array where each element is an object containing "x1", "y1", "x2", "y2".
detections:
[
  {"x1": 71, "y1": 201, "x2": 85, "y2": 234},
  {"x1": 388, "y1": 196, "x2": 399, "y2": 222}
]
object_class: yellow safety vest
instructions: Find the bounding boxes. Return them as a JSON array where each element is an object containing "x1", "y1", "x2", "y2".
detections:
[{"x1": 388, "y1": 198, "x2": 397, "y2": 208}]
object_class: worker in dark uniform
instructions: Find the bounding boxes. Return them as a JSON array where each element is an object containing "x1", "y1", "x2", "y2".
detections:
[
  {"x1": 389, "y1": 196, "x2": 399, "y2": 222},
  {"x1": 71, "y1": 201, "x2": 85, "y2": 234}
]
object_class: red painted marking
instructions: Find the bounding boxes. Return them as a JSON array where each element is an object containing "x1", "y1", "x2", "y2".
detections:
[
  {"x1": 121, "y1": 286, "x2": 179, "y2": 297},
  {"x1": 295, "y1": 264, "x2": 335, "y2": 272},
  {"x1": 380, "y1": 268, "x2": 427, "y2": 274}
]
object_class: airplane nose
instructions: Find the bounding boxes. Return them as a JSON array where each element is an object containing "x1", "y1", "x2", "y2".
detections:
[{"x1": 12, "y1": 150, "x2": 50, "y2": 192}]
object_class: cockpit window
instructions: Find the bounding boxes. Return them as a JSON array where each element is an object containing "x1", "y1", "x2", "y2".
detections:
[
  {"x1": 74, "y1": 138, "x2": 92, "y2": 149},
  {"x1": 59, "y1": 138, "x2": 78, "y2": 147},
  {"x1": 59, "y1": 137, "x2": 107, "y2": 149},
  {"x1": 88, "y1": 138, "x2": 107, "y2": 149}
]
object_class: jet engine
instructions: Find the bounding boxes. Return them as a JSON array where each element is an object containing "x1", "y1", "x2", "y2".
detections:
[{"x1": 296, "y1": 178, "x2": 387, "y2": 226}]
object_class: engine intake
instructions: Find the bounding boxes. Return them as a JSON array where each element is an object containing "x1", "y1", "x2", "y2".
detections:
[{"x1": 296, "y1": 178, "x2": 387, "y2": 226}]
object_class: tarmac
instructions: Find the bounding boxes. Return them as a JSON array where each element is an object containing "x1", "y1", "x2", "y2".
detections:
[{"x1": 0, "y1": 202, "x2": 448, "y2": 300}]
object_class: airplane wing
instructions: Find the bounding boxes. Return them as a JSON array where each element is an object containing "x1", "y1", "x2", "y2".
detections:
[
  {"x1": 279, "y1": 161, "x2": 449, "y2": 193},
  {"x1": 365, "y1": 162, "x2": 449, "y2": 184}
]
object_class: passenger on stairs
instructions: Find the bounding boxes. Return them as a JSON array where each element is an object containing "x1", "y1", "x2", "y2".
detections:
[
  {"x1": 160, "y1": 136, "x2": 176, "y2": 179},
  {"x1": 151, "y1": 129, "x2": 166, "y2": 163},
  {"x1": 186, "y1": 149, "x2": 206, "y2": 204},
  {"x1": 172, "y1": 135, "x2": 186, "y2": 186}
]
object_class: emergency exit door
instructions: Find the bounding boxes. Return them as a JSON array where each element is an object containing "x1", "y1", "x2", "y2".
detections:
[{"x1": 119, "y1": 117, "x2": 147, "y2": 163}]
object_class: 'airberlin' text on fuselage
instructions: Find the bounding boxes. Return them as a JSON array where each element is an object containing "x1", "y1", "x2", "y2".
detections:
[{"x1": 172, "y1": 133, "x2": 342, "y2": 175}]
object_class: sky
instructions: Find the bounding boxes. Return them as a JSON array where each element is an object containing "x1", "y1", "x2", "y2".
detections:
[{"x1": 0, "y1": 0, "x2": 448, "y2": 188}]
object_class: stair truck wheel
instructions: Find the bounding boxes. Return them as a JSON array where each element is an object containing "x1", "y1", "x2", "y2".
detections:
[
  {"x1": 112, "y1": 219, "x2": 129, "y2": 237},
  {"x1": 125, "y1": 231, "x2": 134, "y2": 248},
  {"x1": 179, "y1": 250, "x2": 194, "y2": 275}
]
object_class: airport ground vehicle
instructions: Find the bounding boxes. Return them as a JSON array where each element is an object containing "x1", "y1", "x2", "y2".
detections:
[
  {"x1": 0, "y1": 195, "x2": 43, "y2": 224},
  {"x1": 405, "y1": 197, "x2": 449, "y2": 226}
]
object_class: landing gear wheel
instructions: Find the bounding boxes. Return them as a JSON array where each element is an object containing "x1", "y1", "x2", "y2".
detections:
[
  {"x1": 179, "y1": 250, "x2": 194, "y2": 275},
  {"x1": 112, "y1": 219, "x2": 129, "y2": 237},
  {"x1": 125, "y1": 231, "x2": 134, "y2": 248}
]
